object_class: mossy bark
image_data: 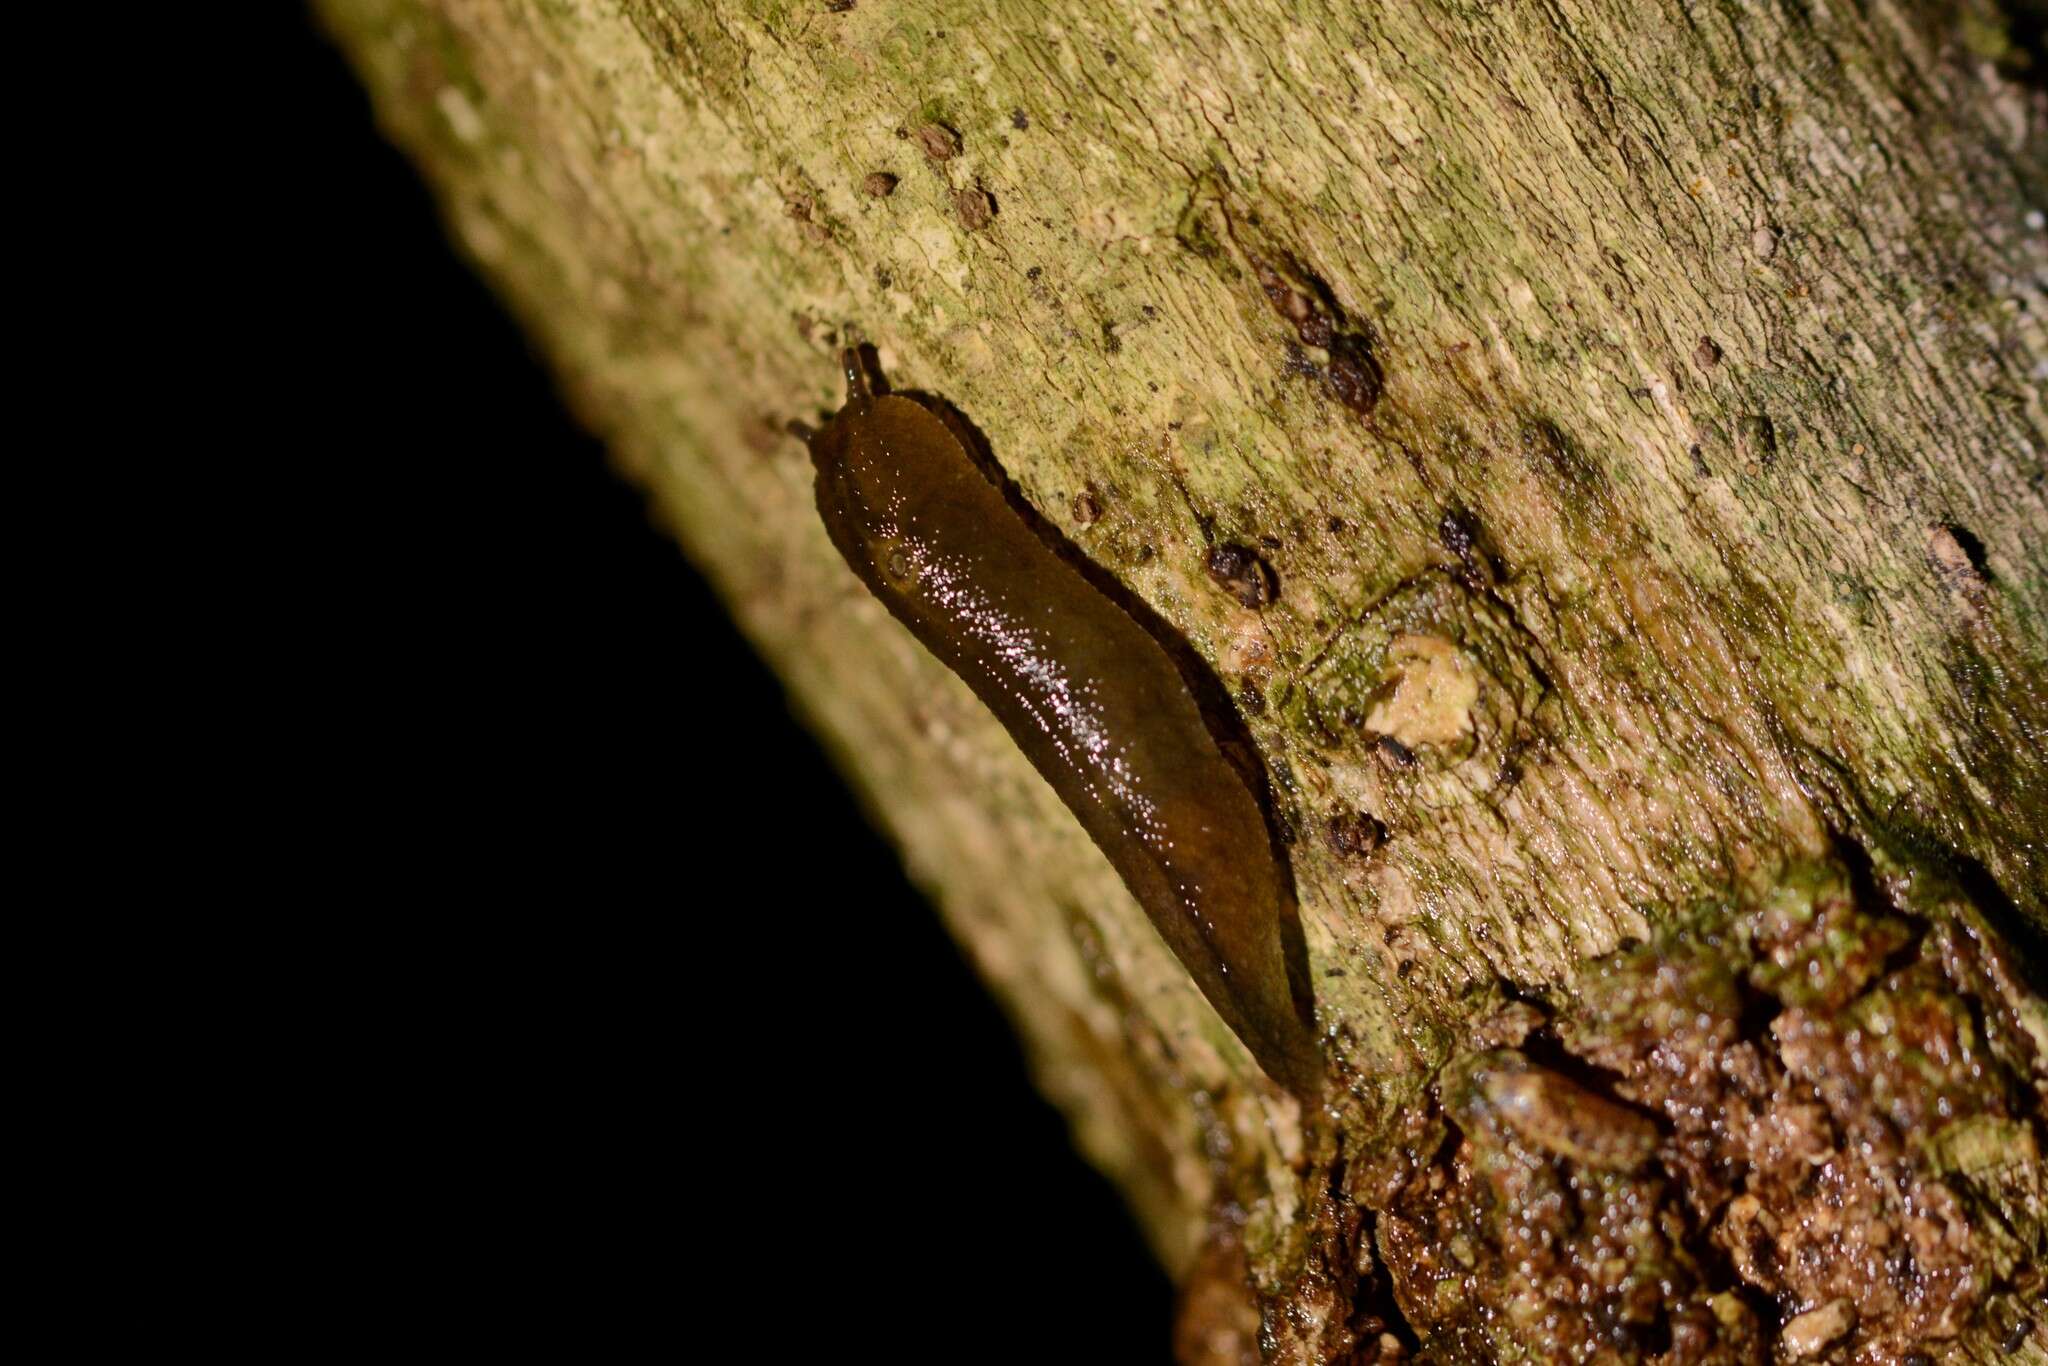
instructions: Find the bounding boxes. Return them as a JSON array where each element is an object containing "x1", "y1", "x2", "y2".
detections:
[{"x1": 317, "y1": 2, "x2": 2047, "y2": 1361}]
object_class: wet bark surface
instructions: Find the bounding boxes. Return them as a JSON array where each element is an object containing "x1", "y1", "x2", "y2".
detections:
[{"x1": 318, "y1": 2, "x2": 2047, "y2": 1359}]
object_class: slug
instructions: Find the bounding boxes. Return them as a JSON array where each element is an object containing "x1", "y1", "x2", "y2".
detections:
[{"x1": 807, "y1": 350, "x2": 1322, "y2": 1095}]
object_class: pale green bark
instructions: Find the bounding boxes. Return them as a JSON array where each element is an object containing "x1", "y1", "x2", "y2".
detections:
[{"x1": 318, "y1": 3, "x2": 2046, "y2": 1360}]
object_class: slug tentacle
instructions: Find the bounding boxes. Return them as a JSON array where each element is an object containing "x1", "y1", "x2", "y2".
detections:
[
  {"x1": 841, "y1": 347, "x2": 873, "y2": 413},
  {"x1": 807, "y1": 353, "x2": 1322, "y2": 1096}
]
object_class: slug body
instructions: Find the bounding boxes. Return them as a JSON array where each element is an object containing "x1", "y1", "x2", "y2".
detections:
[{"x1": 808, "y1": 352, "x2": 1321, "y2": 1095}]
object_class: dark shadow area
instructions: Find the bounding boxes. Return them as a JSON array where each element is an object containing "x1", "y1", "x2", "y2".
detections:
[
  {"x1": 1922, "y1": 840, "x2": 2048, "y2": 991},
  {"x1": 1996, "y1": 0, "x2": 2048, "y2": 92},
  {"x1": 1937, "y1": 521, "x2": 1994, "y2": 582},
  {"x1": 1353, "y1": 1208, "x2": 1424, "y2": 1353},
  {"x1": 260, "y1": 12, "x2": 1172, "y2": 1358}
]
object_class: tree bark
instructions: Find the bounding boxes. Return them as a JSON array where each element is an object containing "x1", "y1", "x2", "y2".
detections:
[{"x1": 317, "y1": 2, "x2": 2047, "y2": 1360}]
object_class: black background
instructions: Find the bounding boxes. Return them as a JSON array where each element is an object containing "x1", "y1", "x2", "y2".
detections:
[{"x1": 267, "y1": 7, "x2": 1173, "y2": 1357}]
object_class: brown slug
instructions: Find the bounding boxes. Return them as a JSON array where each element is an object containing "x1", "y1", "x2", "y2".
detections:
[{"x1": 807, "y1": 350, "x2": 1322, "y2": 1095}]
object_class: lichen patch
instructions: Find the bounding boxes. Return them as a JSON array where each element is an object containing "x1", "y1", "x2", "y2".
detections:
[{"x1": 1362, "y1": 634, "x2": 1478, "y2": 749}]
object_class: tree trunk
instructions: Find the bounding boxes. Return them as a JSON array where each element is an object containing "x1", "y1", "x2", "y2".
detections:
[{"x1": 316, "y1": 2, "x2": 2047, "y2": 1360}]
